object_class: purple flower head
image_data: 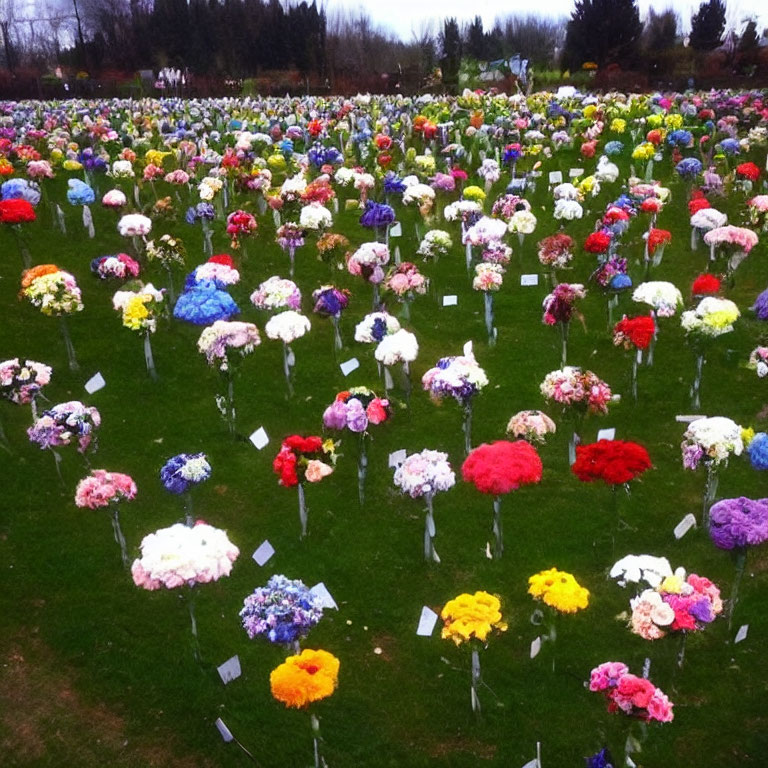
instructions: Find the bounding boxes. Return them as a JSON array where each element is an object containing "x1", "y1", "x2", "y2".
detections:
[
  {"x1": 586, "y1": 748, "x2": 615, "y2": 768},
  {"x1": 676, "y1": 157, "x2": 703, "y2": 180},
  {"x1": 383, "y1": 172, "x2": 406, "y2": 196},
  {"x1": 682, "y1": 442, "x2": 705, "y2": 470},
  {"x1": 359, "y1": 200, "x2": 396, "y2": 229},
  {"x1": 689, "y1": 598, "x2": 715, "y2": 623},
  {"x1": 709, "y1": 497, "x2": 768, "y2": 549},
  {"x1": 322, "y1": 399, "x2": 348, "y2": 431},
  {"x1": 371, "y1": 317, "x2": 387, "y2": 341},
  {"x1": 345, "y1": 398, "x2": 369, "y2": 432},
  {"x1": 751, "y1": 287, "x2": 768, "y2": 320},
  {"x1": 312, "y1": 286, "x2": 350, "y2": 318}
]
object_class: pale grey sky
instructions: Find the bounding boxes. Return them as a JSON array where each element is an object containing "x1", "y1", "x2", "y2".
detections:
[{"x1": 325, "y1": 0, "x2": 768, "y2": 42}]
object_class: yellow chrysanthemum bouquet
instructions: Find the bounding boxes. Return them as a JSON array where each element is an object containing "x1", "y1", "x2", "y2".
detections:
[
  {"x1": 441, "y1": 591, "x2": 507, "y2": 713},
  {"x1": 528, "y1": 568, "x2": 589, "y2": 672}
]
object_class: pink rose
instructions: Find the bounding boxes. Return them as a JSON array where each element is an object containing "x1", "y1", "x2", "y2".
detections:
[{"x1": 305, "y1": 460, "x2": 333, "y2": 483}]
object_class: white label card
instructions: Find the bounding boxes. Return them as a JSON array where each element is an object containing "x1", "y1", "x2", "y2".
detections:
[
  {"x1": 416, "y1": 606, "x2": 438, "y2": 636},
  {"x1": 84, "y1": 372, "x2": 106, "y2": 394},
  {"x1": 548, "y1": 171, "x2": 563, "y2": 184},
  {"x1": 569, "y1": 168, "x2": 584, "y2": 178},
  {"x1": 215, "y1": 718, "x2": 234, "y2": 743},
  {"x1": 389, "y1": 222, "x2": 402, "y2": 237},
  {"x1": 520, "y1": 274, "x2": 539, "y2": 286},
  {"x1": 252, "y1": 540, "x2": 275, "y2": 566},
  {"x1": 522, "y1": 760, "x2": 540, "y2": 768},
  {"x1": 597, "y1": 428, "x2": 616, "y2": 441},
  {"x1": 310, "y1": 582, "x2": 338, "y2": 610},
  {"x1": 675, "y1": 414, "x2": 706, "y2": 423},
  {"x1": 674, "y1": 513, "x2": 697, "y2": 540},
  {"x1": 735, "y1": 624, "x2": 749, "y2": 644},
  {"x1": 442, "y1": 295, "x2": 458, "y2": 306},
  {"x1": 217, "y1": 655, "x2": 241, "y2": 684},
  {"x1": 249, "y1": 427, "x2": 269, "y2": 450},
  {"x1": 530, "y1": 636, "x2": 541, "y2": 659},
  {"x1": 339, "y1": 358, "x2": 360, "y2": 376},
  {"x1": 388, "y1": 449, "x2": 407, "y2": 468}
]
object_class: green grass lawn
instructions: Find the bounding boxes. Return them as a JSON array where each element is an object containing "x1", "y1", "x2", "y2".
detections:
[{"x1": 1, "y1": 124, "x2": 768, "y2": 768}]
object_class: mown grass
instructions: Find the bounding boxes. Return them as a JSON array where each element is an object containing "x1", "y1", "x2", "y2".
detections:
[{"x1": 1, "y1": 124, "x2": 768, "y2": 767}]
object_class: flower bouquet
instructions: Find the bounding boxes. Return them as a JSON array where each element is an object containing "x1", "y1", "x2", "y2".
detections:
[
  {"x1": 198, "y1": 320, "x2": 261, "y2": 437},
  {"x1": 374, "y1": 329, "x2": 419, "y2": 401},
  {"x1": 462, "y1": 440, "x2": 543, "y2": 559},
  {"x1": 75, "y1": 470, "x2": 137, "y2": 567},
  {"x1": 0, "y1": 197, "x2": 36, "y2": 267},
  {"x1": 276, "y1": 222, "x2": 305, "y2": 276},
  {"x1": 265, "y1": 311, "x2": 311, "y2": 398},
  {"x1": 643, "y1": 228, "x2": 671, "y2": 277},
  {"x1": 628, "y1": 569, "x2": 722, "y2": 666},
  {"x1": 416, "y1": 229, "x2": 453, "y2": 262},
  {"x1": 145, "y1": 233, "x2": 186, "y2": 303},
  {"x1": 680, "y1": 297, "x2": 740, "y2": 408},
  {"x1": 28, "y1": 400, "x2": 100, "y2": 479},
  {"x1": 703, "y1": 225, "x2": 758, "y2": 282},
  {"x1": 709, "y1": 497, "x2": 768, "y2": 633},
  {"x1": 681, "y1": 416, "x2": 744, "y2": 525},
  {"x1": 422, "y1": 341, "x2": 488, "y2": 455},
  {"x1": 0, "y1": 358, "x2": 52, "y2": 420},
  {"x1": 346, "y1": 242, "x2": 390, "y2": 308},
  {"x1": 160, "y1": 452, "x2": 212, "y2": 525},
  {"x1": 393, "y1": 449, "x2": 455, "y2": 561},
  {"x1": 612, "y1": 315, "x2": 655, "y2": 400},
  {"x1": 66, "y1": 178, "x2": 96, "y2": 238},
  {"x1": 112, "y1": 282, "x2": 166, "y2": 379},
  {"x1": 590, "y1": 257, "x2": 632, "y2": 330},
  {"x1": 542, "y1": 283, "x2": 586, "y2": 367},
  {"x1": 21, "y1": 264, "x2": 83, "y2": 371},
  {"x1": 312, "y1": 285, "x2": 350, "y2": 352},
  {"x1": 117, "y1": 212, "x2": 152, "y2": 257},
  {"x1": 746, "y1": 346, "x2": 768, "y2": 378},
  {"x1": 631, "y1": 281, "x2": 683, "y2": 365},
  {"x1": 537, "y1": 233, "x2": 574, "y2": 287},
  {"x1": 384, "y1": 262, "x2": 428, "y2": 321},
  {"x1": 440, "y1": 591, "x2": 507, "y2": 713},
  {"x1": 132, "y1": 520, "x2": 239, "y2": 661},
  {"x1": 473, "y1": 263, "x2": 504, "y2": 344},
  {"x1": 91, "y1": 252, "x2": 141, "y2": 281},
  {"x1": 539, "y1": 366, "x2": 612, "y2": 464},
  {"x1": 528, "y1": 567, "x2": 589, "y2": 670},
  {"x1": 323, "y1": 387, "x2": 391, "y2": 505},
  {"x1": 240, "y1": 574, "x2": 323, "y2": 651},
  {"x1": 273, "y1": 435, "x2": 337, "y2": 538},
  {"x1": 270, "y1": 648, "x2": 340, "y2": 768},
  {"x1": 226, "y1": 209, "x2": 257, "y2": 254}
]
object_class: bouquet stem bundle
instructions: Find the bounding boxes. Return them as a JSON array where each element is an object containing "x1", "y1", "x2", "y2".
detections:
[
  {"x1": 111, "y1": 507, "x2": 129, "y2": 568},
  {"x1": 702, "y1": 464, "x2": 719, "y2": 527},
  {"x1": 484, "y1": 292, "x2": 496, "y2": 346},
  {"x1": 423, "y1": 493, "x2": 439, "y2": 562},
  {"x1": 298, "y1": 483, "x2": 308, "y2": 539},
  {"x1": 357, "y1": 432, "x2": 368, "y2": 507},
  {"x1": 144, "y1": 331, "x2": 158, "y2": 380},
  {"x1": 691, "y1": 353, "x2": 705, "y2": 409},
  {"x1": 463, "y1": 401, "x2": 473, "y2": 456},
  {"x1": 728, "y1": 547, "x2": 747, "y2": 635},
  {"x1": 59, "y1": 316, "x2": 79, "y2": 372},
  {"x1": 470, "y1": 648, "x2": 482, "y2": 714}
]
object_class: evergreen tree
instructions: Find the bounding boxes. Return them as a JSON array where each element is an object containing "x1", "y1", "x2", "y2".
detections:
[
  {"x1": 466, "y1": 16, "x2": 486, "y2": 60},
  {"x1": 689, "y1": 0, "x2": 726, "y2": 51},
  {"x1": 562, "y1": 0, "x2": 642, "y2": 70},
  {"x1": 738, "y1": 19, "x2": 758, "y2": 52},
  {"x1": 440, "y1": 17, "x2": 462, "y2": 89}
]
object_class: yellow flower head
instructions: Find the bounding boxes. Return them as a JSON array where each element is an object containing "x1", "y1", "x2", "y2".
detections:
[
  {"x1": 647, "y1": 114, "x2": 663, "y2": 129},
  {"x1": 145, "y1": 150, "x2": 172, "y2": 168},
  {"x1": 742, "y1": 427, "x2": 756, "y2": 446},
  {"x1": 441, "y1": 591, "x2": 507, "y2": 646},
  {"x1": 463, "y1": 186, "x2": 486, "y2": 203},
  {"x1": 660, "y1": 575, "x2": 683, "y2": 594},
  {"x1": 664, "y1": 114, "x2": 683, "y2": 131},
  {"x1": 583, "y1": 105, "x2": 597, "y2": 120},
  {"x1": 63, "y1": 159, "x2": 83, "y2": 171},
  {"x1": 268, "y1": 154, "x2": 288, "y2": 172},
  {"x1": 123, "y1": 295, "x2": 151, "y2": 331},
  {"x1": 270, "y1": 648, "x2": 340, "y2": 709},
  {"x1": 528, "y1": 568, "x2": 589, "y2": 614},
  {"x1": 632, "y1": 143, "x2": 656, "y2": 161},
  {"x1": 610, "y1": 118, "x2": 626, "y2": 134},
  {"x1": 579, "y1": 175, "x2": 598, "y2": 194}
]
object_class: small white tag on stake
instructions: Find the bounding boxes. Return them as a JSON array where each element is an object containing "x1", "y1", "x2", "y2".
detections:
[
  {"x1": 389, "y1": 222, "x2": 402, "y2": 237},
  {"x1": 569, "y1": 167, "x2": 584, "y2": 178},
  {"x1": 217, "y1": 655, "x2": 241, "y2": 684},
  {"x1": 530, "y1": 636, "x2": 542, "y2": 659},
  {"x1": 735, "y1": 624, "x2": 749, "y2": 644},
  {"x1": 442, "y1": 295, "x2": 458, "y2": 306},
  {"x1": 416, "y1": 606, "x2": 438, "y2": 636},
  {"x1": 249, "y1": 427, "x2": 269, "y2": 449},
  {"x1": 675, "y1": 414, "x2": 706, "y2": 423},
  {"x1": 339, "y1": 357, "x2": 360, "y2": 376},
  {"x1": 388, "y1": 449, "x2": 407, "y2": 468},
  {"x1": 673, "y1": 513, "x2": 697, "y2": 540},
  {"x1": 215, "y1": 718, "x2": 234, "y2": 743},
  {"x1": 597, "y1": 428, "x2": 616, "y2": 441},
  {"x1": 252, "y1": 540, "x2": 275, "y2": 566},
  {"x1": 520, "y1": 274, "x2": 539, "y2": 286},
  {"x1": 84, "y1": 372, "x2": 106, "y2": 394},
  {"x1": 310, "y1": 582, "x2": 338, "y2": 610},
  {"x1": 548, "y1": 171, "x2": 563, "y2": 184}
]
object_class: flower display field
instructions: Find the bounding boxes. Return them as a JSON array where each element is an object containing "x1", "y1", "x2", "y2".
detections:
[{"x1": 1, "y1": 92, "x2": 768, "y2": 767}]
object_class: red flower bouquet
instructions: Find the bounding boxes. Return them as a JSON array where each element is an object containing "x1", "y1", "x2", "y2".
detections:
[
  {"x1": 647, "y1": 229, "x2": 671, "y2": 255},
  {"x1": 613, "y1": 315, "x2": 656, "y2": 351},
  {"x1": 0, "y1": 198, "x2": 36, "y2": 224},
  {"x1": 736, "y1": 162, "x2": 760, "y2": 183},
  {"x1": 688, "y1": 197, "x2": 710, "y2": 216},
  {"x1": 462, "y1": 440, "x2": 543, "y2": 558},
  {"x1": 584, "y1": 231, "x2": 612, "y2": 254},
  {"x1": 571, "y1": 440, "x2": 651, "y2": 485},
  {"x1": 691, "y1": 273, "x2": 721, "y2": 296}
]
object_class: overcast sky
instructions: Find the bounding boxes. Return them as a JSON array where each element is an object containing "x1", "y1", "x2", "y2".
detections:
[{"x1": 325, "y1": 0, "x2": 768, "y2": 42}]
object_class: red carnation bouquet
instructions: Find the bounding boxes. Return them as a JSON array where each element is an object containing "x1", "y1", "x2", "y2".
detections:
[
  {"x1": 691, "y1": 273, "x2": 721, "y2": 296},
  {"x1": 462, "y1": 440, "x2": 543, "y2": 558},
  {"x1": 688, "y1": 197, "x2": 710, "y2": 216},
  {"x1": 0, "y1": 198, "x2": 36, "y2": 225},
  {"x1": 572, "y1": 440, "x2": 651, "y2": 486},
  {"x1": 273, "y1": 435, "x2": 338, "y2": 538},
  {"x1": 736, "y1": 162, "x2": 760, "y2": 183},
  {"x1": 647, "y1": 229, "x2": 671, "y2": 255},
  {"x1": 584, "y1": 231, "x2": 612, "y2": 254},
  {"x1": 613, "y1": 315, "x2": 655, "y2": 351}
]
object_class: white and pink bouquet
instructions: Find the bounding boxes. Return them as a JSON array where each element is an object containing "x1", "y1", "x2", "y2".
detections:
[
  {"x1": 91, "y1": 253, "x2": 141, "y2": 281},
  {"x1": 681, "y1": 417, "x2": 743, "y2": 471},
  {"x1": 747, "y1": 346, "x2": 768, "y2": 378},
  {"x1": 417, "y1": 229, "x2": 453, "y2": 261},
  {"x1": 250, "y1": 276, "x2": 302, "y2": 311},
  {"x1": 101, "y1": 189, "x2": 127, "y2": 209},
  {"x1": 189, "y1": 255, "x2": 240, "y2": 287},
  {"x1": 198, "y1": 320, "x2": 261, "y2": 371},
  {"x1": 747, "y1": 195, "x2": 768, "y2": 229},
  {"x1": 704, "y1": 225, "x2": 759, "y2": 275},
  {"x1": 265, "y1": 311, "x2": 311, "y2": 397},
  {"x1": 75, "y1": 469, "x2": 137, "y2": 567},
  {"x1": 589, "y1": 662, "x2": 674, "y2": 722},
  {"x1": 375, "y1": 329, "x2": 419, "y2": 398},
  {"x1": 632, "y1": 281, "x2": 683, "y2": 318},
  {"x1": 27, "y1": 400, "x2": 101, "y2": 455},
  {"x1": 347, "y1": 242, "x2": 390, "y2": 284},
  {"x1": 473, "y1": 263, "x2": 504, "y2": 292},
  {"x1": 506, "y1": 410, "x2": 557, "y2": 444},
  {"x1": 540, "y1": 366, "x2": 612, "y2": 414},
  {"x1": 384, "y1": 262, "x2": 428, "y2": 297},
  {"x1": 117, "y1": 213, "x2": 152, "y2": 237},
  {"x1": 393, "y1": 449, "x2": 456, "y2": 562},
  {"x1": 0, "y1": 358, "x2": 52, "y2": 408}
]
